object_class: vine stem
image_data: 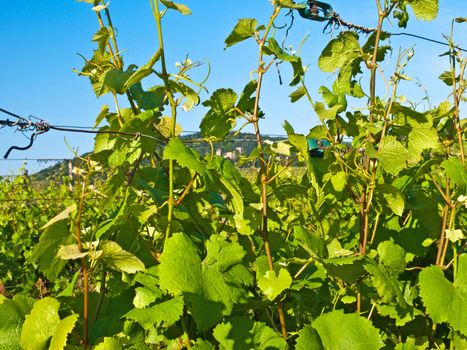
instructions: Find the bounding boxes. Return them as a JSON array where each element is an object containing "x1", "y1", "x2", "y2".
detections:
[
  {"x1": 251, "y1": 6, "x2": 287, "y2": 338},
  {"x1": 151, "y1": 0, "x2": 178, "y2": 242},
  {"x1": 75, "y1": 181, "x2": 89, "y2": 349}
]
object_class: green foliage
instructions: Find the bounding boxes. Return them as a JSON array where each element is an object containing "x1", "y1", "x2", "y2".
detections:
[{"x1": 1, "y1": 0, "x2": 465, "y2": 348}]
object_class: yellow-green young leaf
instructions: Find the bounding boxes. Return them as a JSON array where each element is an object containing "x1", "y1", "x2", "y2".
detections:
[
  {"x1": 94, "y1": 337, "x2": 123, "y2": 350},
  {"x1": 49, "y1": 314, "x2": 79, "y2": 350},
  {"x1": 213, "y1": 317, "x2": 288, "y2": 350},
  {"x1": 94, "y1": 104, "x2": 109, "y2": 128},
  {"x1": 330, "y1": 171, "x2": 347, "y2": 192},
  {"x1": 314, "y1": 102, "x2": 342, "y2": 122},
  {"x1": 312, "y1": 310, "x2": 384, "y2": 350},
  {"x1": 225, "y1": 18, "x2": 259, "y2": 48},
  {"x1": 274, "y1": 0, "x2": 306, "y2": 9},
  {"x1": 42, "y1": 204, "x2": 76, "y2": 229},
  {"x1": 160, "y1": 0, "x2": 191, "y2": 15},
  {"x1": 258, "y1": 268, "x2": 292, "y2": 301},
  {"x1": 20, "y1": 297, "x2": 61, "y2": 350},
  {"x1": 100, "y1": 241, "x2": 145, "y2": 274},
  {"x1": 408, "y1": 0, "x2": 438, "y2": 21},
  {"x1": 265, "y1": 38, "x2": 299, "y2": 62},
  {"x1": 270, "y1": 141, "x2": 292, "y2": 156},
  {"x1": 419, "y1": 255, "x2": 467, "y2": 335},
  {"x1": 446, "y1": 229, "x2": 464, "y2": 243},
  {"x1": 318, "y1": 31, "x2": 362, "y2": 73},
  {"x1": 133, "y1": 286, "x2": 162, "y2": 309},
  {"x1": 57, "y1": 244, "x2": 88, "y2": 260}
]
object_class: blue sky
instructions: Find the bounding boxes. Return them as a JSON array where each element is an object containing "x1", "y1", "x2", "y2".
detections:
[{"x1": 0, "y1": 1, "x2": 465, "y2": 174}]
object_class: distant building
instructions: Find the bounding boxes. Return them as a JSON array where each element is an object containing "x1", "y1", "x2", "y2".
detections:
[{"x1": 224, "y1": 151, "x2": 235, "y2": 160}]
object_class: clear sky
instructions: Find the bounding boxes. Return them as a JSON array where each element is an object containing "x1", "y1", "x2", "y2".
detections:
[{"x1": 0, "y1": 1, "x2": 465, "y2": 174}]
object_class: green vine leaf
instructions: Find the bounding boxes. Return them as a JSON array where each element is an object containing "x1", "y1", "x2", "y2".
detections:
[
  {"x1": 375, "y1": 184, "x2": 405, "y2": 217},
  {"x1": 49, "y1": 314, "x2": 79, "y2": 350},
  {"x1": 159, "y1": 234, "x2": 251, "y2": 330},
  {"x1": 20, "y1": 297, "x2": 61, "y2": 350},
  {"x1": 124, "y1": 48, "x2": 162, "y2": 89},
  {"x1": 160, "y1": 0, "x2": 191, "y2": 15},
  {"x1": 0, "y1": 296, "x2": 34, "y2": 350},
  {"x1": 200, "y1": 88, "x2": 238, "y2": 139},
  {"x1": 377, "y1": 241, "x2": 406, "y2": 276},
  {"x1": 57, "y1": 244, "x2": 88, "y2": 260},
  {"x1": 103, "y1": 66, "x2": 137, "y2": 95},
  {"x1": 318, "y1": 31, "x2": 362, "y2": 73},
  {"x1": 312, "y1": 310, "x2": 384, "y2": 350},
  {"x1": 100, "y1": 241, "x2": 145, "y2": 274},
  {"x1": 257, "y1": 268, "x2": 292, "y2": 301},
  {"x1": 225, "y1": 18, "x2": 260, "y2": 48},
  {"x1": 442, "y1": 157, "x2": 467, "y2": 191},
  {"x1": 124, "y1": 296, "x2": 184, "y2": 330},
  {"x1": 30, "y1": 220, "x2": 73, "y2": 281},
  {"x1": 408, "y1": 127, "x2": 439, "y2": 165},
  {"x1": 163, "y1": 137, "x2": 213, "y2": 182},
  {"x1": 419, "y1": 255, "x2": 467, "y2": 335},
  {"x1": 408, "y1": 0, "x2": 439, "y2": 21},
  {"x1": 289, "y1": 86, "x2": 306, "y2": 103},
  {"x1": 94, "y1": 337, "x2": 123, "y2": 350},
  {"x1": 367, "y1": 135, "x2": 409, "y2": 175},
  {"x1": 296, "y1": 326, "x2": 324, "y2": 350}
]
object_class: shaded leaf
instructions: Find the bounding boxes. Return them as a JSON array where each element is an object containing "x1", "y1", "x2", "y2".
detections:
[
  {"x1": 213, "y1": 317, "x2": 287, "y2": 350},
  {"x1": 30, "y1": 221, "x2": 72, "y2": 280},
  {"x1": 124, "y1": 296, "x2": 184, "y2": 330}
]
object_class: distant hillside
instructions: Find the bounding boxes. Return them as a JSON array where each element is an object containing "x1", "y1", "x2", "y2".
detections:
[{"x1": 29, "y1": 132, "x2": 287, "y2": 179}]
